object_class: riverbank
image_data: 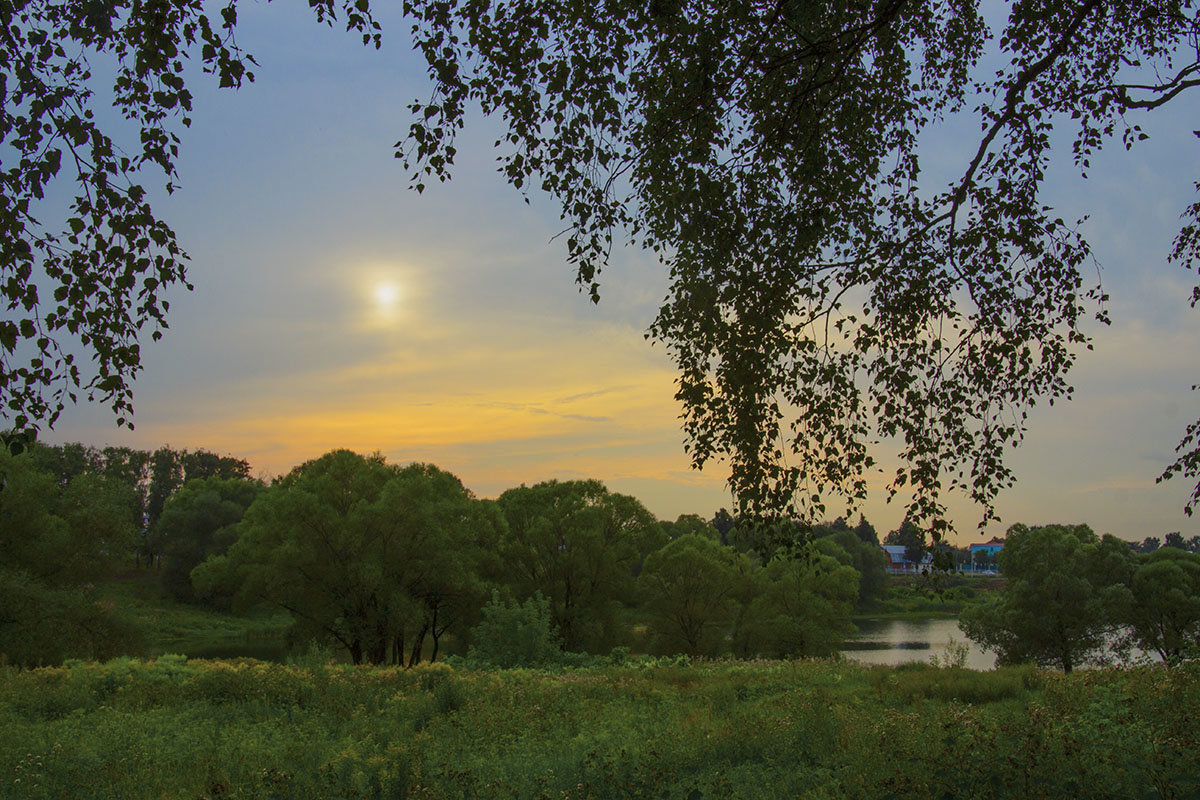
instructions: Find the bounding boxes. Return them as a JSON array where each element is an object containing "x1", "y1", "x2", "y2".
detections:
[
  {"x1": 96, "y1": 573, "x2": 290, "y2": 661},
  {"x1": 2, "y1": 656, "x2": 1195, "y2": 799},
  {"x1": 855, "y1": 573, "x2": 1000, "y2": 618}
]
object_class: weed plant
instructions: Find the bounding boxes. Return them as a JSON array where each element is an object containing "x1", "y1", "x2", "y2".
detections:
[{"x1": 1, "y1": 656, "x2": 1196, "y2": 799}]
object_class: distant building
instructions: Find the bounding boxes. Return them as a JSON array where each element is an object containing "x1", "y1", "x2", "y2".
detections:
[
  {"x1": 967, "y1": 537, "x2": 1004, "y2": 573},
  {"x1": 968, "y1": 537, "x2": 1004, "y2": 557},
  {"x1": 881, "y1": 545, "x2": 933, "y2": 574}
]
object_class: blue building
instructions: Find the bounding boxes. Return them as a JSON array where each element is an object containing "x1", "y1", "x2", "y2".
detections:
[{"x1": 967, "y1": 537, "x2": 1004, "y2": 573}]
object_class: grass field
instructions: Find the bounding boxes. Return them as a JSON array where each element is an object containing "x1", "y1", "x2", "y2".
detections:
[
  {"x1": 96, "y1": 573, "x2": 291, "y2": 660},
  {"x1": 2, "y1": 654, "x2": 1196, "y2": 799}
]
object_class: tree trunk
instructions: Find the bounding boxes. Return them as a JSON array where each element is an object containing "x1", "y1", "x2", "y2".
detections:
[
  {"x1": 367, "y1": 619, "x2": 390, "y2": 664},
  {"x1": 561, "y1": 579, "x2": 573, "y2": 651},
  {"x1": 408, "y1": 622, "x2": 429, "y2": 667},
  {"x1": 429, "y1": 604, "x2": 441, "y2": 663}
]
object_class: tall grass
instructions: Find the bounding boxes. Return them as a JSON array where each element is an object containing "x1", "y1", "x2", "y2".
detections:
[{"x1": 1, "y1": 656, "x2": 1196, "y2": 799}]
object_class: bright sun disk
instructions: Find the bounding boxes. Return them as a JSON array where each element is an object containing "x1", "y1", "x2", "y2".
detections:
[{"x1": 375, "y1": 284, "x2": 399, "y2": 306}]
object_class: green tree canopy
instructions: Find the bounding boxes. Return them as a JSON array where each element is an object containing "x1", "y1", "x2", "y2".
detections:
[
  {"x1": 659, "y1": 513, "x2": 721, "y2": 542},
  {"x1": 710, "y1": 508, "x2": 736, "y2": 545},
  {"x1": 193, "y1": 449, "x2": 492, "y2": 665},
  {"x1": 884, "y1": 517, "x2": 927, "y2": 567},
  {"x1": 22, "y1": 440, "x2": 251, "y2": 566},
  {"x1": 812, "y1": 524, "x2": 889, "y2": 609},
  {"x1": 853, "y1": 515, "x2": 879, "y2": 546},
  {"x1": 156, "y1": 476, "x2": 262, "y2": 605},
  {"x1": 639, "y1": 533, "x2": 750, "y2": 657},
  {"x1": 1110, "y1": 547, "x2": 1200, "y2": 664},
  {"x1": 0, "y1": 448, "x2": 141, "y2": 665},
  {"x1": 496, "y1": 479, "x2": 664, "y2": 652},
  {"x1": 959, "y1": 523, "x2": 1120, "y2": 672},
  {"x1": 736, "y1": 544, "x2": 860, "y2": 658},
  {"x1": 727, "y1": 516, "x2": 807, "y2": 563}
]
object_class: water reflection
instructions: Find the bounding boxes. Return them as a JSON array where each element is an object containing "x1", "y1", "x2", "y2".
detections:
[{"x1": 843, "y1": 617, "x2": 997, "y2": 670}]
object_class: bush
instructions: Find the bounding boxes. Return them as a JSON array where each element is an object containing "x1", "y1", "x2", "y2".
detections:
[
  {"x1": 0, "y1": 578, "x2": 146, "y2": 667},
  {"x1": 465, "y1": 592, "x2": 562, "y2": 668},
  {"x1": 871, "y1": 662, "x2": 1038, "y2": 705},
  {"x1": 286, "y1": 641, "x2": 338, "y2": 673},
  {"x1": 432, "y1": 678, "x2": 465, "y2": 715}
]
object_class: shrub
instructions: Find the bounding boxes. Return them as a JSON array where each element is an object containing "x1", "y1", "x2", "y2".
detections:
[
  {"x1": 432, "y1": 678, "x2": 465, "y2": 715},
  {"x1": 413, "y1": 660, "x2": 454, "y2": 690},
  {"x1": 466, "y1": 592, "x2": 562, "y2": 668},
  {"x1": 286, "y1": 641, "x2": 338, "y2": 673},
  {"x1": 873, "y1": 663, "x2": 1036, "y2": 705}
]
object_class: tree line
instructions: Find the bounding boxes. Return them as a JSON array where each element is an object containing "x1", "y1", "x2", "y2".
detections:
[
  {"x1": 2, "y1": 444, "x2": 898, "y2": 667},
  {"x1": 0, "y1": 441, "x2": 250, "y2": 665},
  {"x1": 20, "y1": 439, "x2": 250, "y2": 565},
  {"x1": 6, "y1": 441, "x2": 1198, "y2": 670},
  {"x1": 186, "y1": 450, "x2": 889, "y2": 666}
]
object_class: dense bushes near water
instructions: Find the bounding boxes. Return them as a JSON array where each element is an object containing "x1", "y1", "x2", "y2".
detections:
[
  {"x1": 2, "y1": 657, "x2": 1198, "y2": 799},
  {"x1": 862, "y1": 582, "x2": 982, "y2": 616}
]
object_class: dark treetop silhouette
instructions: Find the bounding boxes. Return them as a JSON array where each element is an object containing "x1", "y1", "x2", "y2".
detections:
[{"x1": 4, "y1": 1, "x2": 1199, "y2": 536}]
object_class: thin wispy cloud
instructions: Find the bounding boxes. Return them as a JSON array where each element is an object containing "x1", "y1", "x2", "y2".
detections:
[{"x1": 554, "y1": 386, "x2": 635, "y2": 405}]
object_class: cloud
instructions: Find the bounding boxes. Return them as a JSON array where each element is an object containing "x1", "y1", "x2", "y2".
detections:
[
  {"x1": 1073, "y1": 477, "x2": 1159, "y2": 495},
  {"x1": 554, "y1": 386, "x2": 636, "y2": 405}
]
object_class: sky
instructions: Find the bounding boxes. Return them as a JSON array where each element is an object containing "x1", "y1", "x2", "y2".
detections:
[{"x1": 34, "y1": 4, "x2": 1200, "y2": 545}]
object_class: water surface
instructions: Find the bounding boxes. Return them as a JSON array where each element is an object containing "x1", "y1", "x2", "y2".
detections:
[{"x1": 843, "y1": 616, "x2": 997, "y2": 670}]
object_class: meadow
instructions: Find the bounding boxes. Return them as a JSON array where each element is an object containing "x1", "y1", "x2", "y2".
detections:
[
  {"x1": 96, "y1": 574, "x2": 291, "y2": 662},
  {"x1": 2, "y1": 654, "x2": 1196, "y2": 799}
]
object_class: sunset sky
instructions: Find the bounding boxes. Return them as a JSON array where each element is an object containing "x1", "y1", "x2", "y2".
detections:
[{"x1": 38, "y1": 4, "x2": 1200, "y2": 545}]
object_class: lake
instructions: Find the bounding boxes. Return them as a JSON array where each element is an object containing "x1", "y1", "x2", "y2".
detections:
[{"x1": 842, "y1": 616, "x2": 997, "y2": 670}]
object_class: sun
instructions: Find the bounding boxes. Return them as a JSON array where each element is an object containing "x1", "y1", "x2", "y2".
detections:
[
  {"x1": 357, "y1": 268, "x2": 411, "y2": 328},
  {"x1": 374, "y1": 284, "x2": 400, "y2": 307}
]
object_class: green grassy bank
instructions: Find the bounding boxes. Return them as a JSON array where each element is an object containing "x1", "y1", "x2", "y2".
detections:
[
  {"x1": 2, "y1": 656, "x2": 1196, "y2": 799},
  {"x1": 855, "y1": 575, "x2": 998, "y2": 619},
  {"x1": 96, "y1": 574, "x2": 292, "y2": 661}
]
